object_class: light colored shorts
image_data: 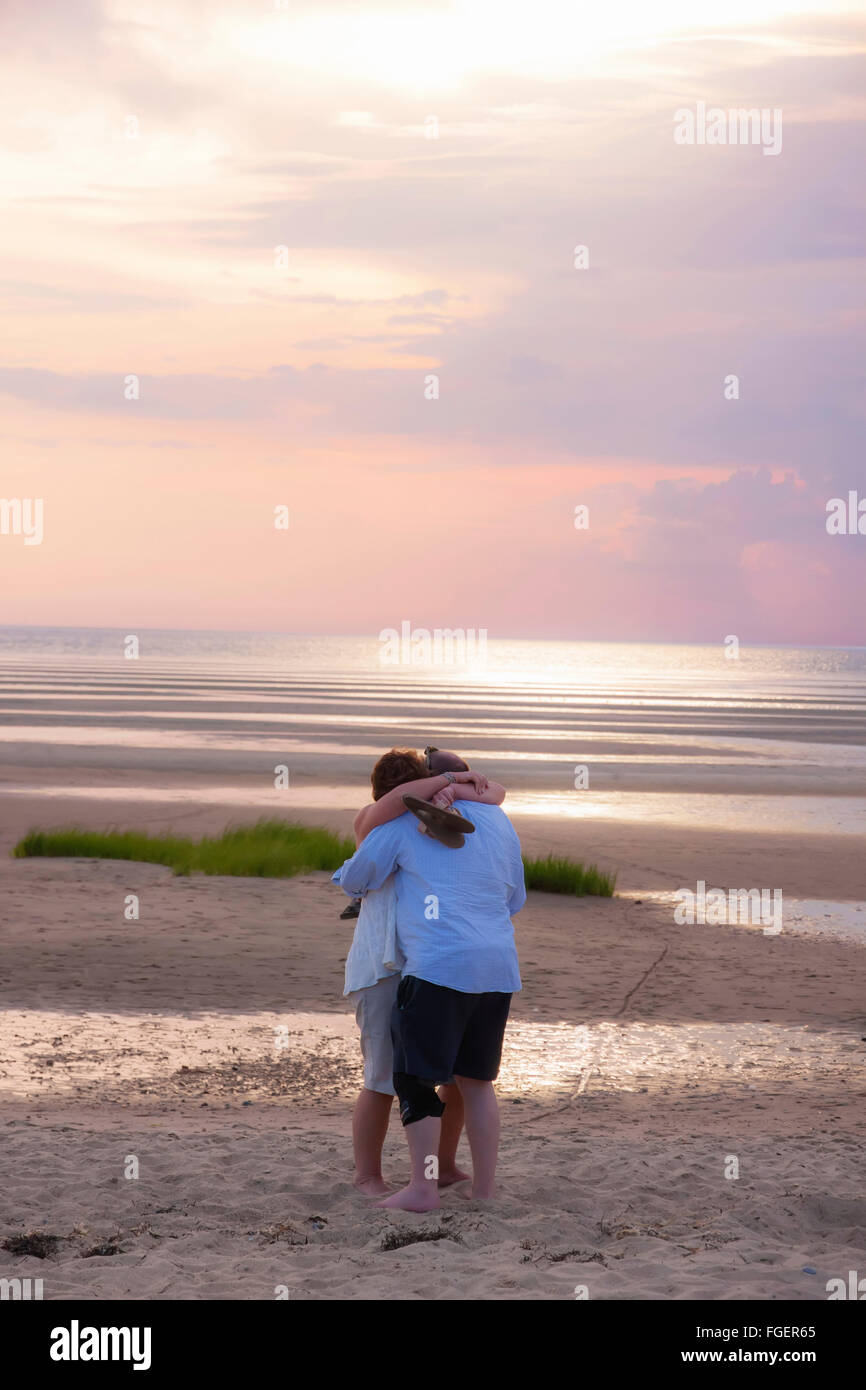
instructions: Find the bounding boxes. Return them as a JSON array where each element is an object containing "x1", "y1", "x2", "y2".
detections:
[{"x1": 348, "y1": 973, "x2": 400, "y2": 1096}]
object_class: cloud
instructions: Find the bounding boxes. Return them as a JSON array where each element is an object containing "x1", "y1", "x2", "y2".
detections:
[{"x1": 1, "y1": 1, "x2": 864, "y2": 639}]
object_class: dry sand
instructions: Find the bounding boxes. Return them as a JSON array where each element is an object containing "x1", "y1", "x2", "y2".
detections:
[{"x1": 1, "y1": 790, "x2": 864, "y2": 1300}]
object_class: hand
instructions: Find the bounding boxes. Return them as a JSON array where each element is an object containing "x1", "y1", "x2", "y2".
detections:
[
  {"x1": 452, "y1": 770, "x2": 488, "y2": 794},
  {"x1": 433, "y1": 787, "x2": 457, "y2": 809}
]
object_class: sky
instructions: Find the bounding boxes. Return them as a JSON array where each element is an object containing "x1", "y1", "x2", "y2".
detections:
[{"x1": 1, "y1": 0, "x2": 864, "y2": 644}]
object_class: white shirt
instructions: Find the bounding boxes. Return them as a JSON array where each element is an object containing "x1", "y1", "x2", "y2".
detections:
[
  {"x1": 335, "y1": 802, "x2": 525, "y2": 994},
  {"x1": 340, "y1": 876, "x2": 405, "y2": 994}
]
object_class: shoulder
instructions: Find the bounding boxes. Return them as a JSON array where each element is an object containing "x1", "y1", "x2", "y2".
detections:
[
  {"x1": 466, "y1": 801, "x2": 521, "y2": 848},
  {"x1": 458, "y1": 801, "x2": 510, "y2": 828},
  {"x1": 361, "y1": 811, "x2": 414, "y2": 845}
]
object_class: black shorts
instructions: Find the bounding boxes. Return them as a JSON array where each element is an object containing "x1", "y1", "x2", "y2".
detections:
[{"x1": 391, "y1": 975, "x2": 512, "y2": 1084}]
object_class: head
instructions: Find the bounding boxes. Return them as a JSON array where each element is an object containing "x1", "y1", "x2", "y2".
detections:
[
  {"x1": 423, "y1": 745, "x2": 469, "y2": 775},
  {"x1": 370, "y1": 747, "x2": 428, "y2": 801}
]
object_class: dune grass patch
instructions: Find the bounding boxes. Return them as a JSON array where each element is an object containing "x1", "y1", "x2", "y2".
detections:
[
  {"x1": 14, "y1": 822, "x2": 616, "y2": 896},
  {"x1": 522, "y1": 852, "x2": 616, "y2": 897},
  {"x1": 13, "y1": 821, "x2": 355, "y2": 879}
]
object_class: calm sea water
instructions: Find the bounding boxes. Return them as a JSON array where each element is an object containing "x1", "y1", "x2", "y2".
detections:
[
  {"x1": 2, "y1": 626, "x2": 866, "y2": 685},
  {"x1": 1, "y1": 628, "x2": 865, "y2": 834},
  {"x1": 2, "y1": 628, "x2": 864, "y2": 937}
]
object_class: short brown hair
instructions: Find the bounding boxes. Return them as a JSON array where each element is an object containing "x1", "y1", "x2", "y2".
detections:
[{"x1": 370, "y1": 747, "x2": 427, "y2": 801}]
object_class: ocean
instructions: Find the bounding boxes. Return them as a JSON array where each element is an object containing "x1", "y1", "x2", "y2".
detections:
[
  {"x1": 1, "y1": 630, "x2": 865, "y2": 835},
  {"x1": 1, "y1": 627, "x2": 864, "y2": 937}
]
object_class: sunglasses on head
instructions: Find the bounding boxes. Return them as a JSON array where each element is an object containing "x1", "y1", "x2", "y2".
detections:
[{"x1": 423, "y1": 745, "x2": 438, "y2": 772}]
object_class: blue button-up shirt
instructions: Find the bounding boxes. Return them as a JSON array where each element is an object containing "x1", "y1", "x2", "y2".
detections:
[{"x1": 334, "y1": 801, "x2": 525, "y2": 994}]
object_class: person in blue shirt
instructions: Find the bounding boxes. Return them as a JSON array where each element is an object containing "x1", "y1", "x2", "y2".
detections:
[{"x1": 337, "y1": 796, "x2": 526, "y2": 1210}]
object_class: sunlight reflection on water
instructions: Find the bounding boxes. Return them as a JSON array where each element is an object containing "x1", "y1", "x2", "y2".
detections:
[
  {"x1": 2, "y1": 1009, "x2": 853, "y2": 1105},
  {"x1": 4, "y1": 781, "x2": 864, "y2": 839},
  {"x1": 499, "y1": 1019, "x2": 854, "y2": 1098}
]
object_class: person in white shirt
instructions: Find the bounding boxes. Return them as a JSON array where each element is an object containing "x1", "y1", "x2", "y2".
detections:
[
  {"x1": 337, "y1": 747, "x2": 506, "y2": 1196},
  {"x1": 337, "y1": 774, "x2": 525, "y2": 1211}
]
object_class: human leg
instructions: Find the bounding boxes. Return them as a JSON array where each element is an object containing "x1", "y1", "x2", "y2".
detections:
[
  {"x1": 437, "y1": 1082, "x2": 470, "y2": 1186},
  {"x1": 352, "y1": 1089, "x2": 394, "y2": 1195},
  {"x1": 349, "y1": 975, "x2": 400, "y2": 1194},
  {"x1": 452, "y1": 1076, "x2": 500, "y2": 1198},
  {"x1": 451, "y1": 990, "x2": 512, "y2": 1198}
]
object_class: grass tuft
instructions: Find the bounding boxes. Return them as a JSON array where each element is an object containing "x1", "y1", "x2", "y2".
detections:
[
  {"x1": 13, "y1": 821, "x2": 355, "y2": 879},
  {"x1": 14, "y1": 822, "x2": 616, "y2": 896},
  {"x1": 522, "y1": 852, "x2": 616, "y2": 898}
]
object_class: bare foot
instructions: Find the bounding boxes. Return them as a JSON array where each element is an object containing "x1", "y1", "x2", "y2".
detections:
[
  {"x1": 437, "y1": 1166, "x2": 471, "y2": 1188},
  {"x1": 376, "y1": 1184, "x2": 440, "y2": 1212},
  {"x1": 455, "y1": 1185, "x2": 495, "y2": 1201},
  {"x1": 354, "y1": 1176, "x2": 392, "y2": 1197}
]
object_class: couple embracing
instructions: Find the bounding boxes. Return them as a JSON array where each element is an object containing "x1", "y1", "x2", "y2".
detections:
[{"x1": 333, "y1": 746, "x2": 525, "y2": 1211}]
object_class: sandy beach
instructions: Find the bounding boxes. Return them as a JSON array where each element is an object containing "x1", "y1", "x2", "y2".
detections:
[
  {"x1": 4, "y1": 0, "x2": 866, "y2": 1319},
  {"x1": 2, "y1": 787, "x2": 864, "y2": 1299},
  {"x1": 1, "y1": 640, "x2": 864, "y2": 1300}
]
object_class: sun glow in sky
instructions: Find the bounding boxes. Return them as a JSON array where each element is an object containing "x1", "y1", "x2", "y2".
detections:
[
  {"x1": 231, "y1": 0, "x2": 863, "y2": 87},
  {"x1": 1, "y1": 0, "x2": 864, "y2": 642}
]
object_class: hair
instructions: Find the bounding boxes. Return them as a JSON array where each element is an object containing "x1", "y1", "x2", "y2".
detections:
[
  {"x1": 370, "y1": 747, "x2": 428, "y2": 801},
  {"x1": 425, "y1": 747, "x2": 469, "y2": 774}
]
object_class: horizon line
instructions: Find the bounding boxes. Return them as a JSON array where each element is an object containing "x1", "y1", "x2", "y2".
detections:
[{"x1": 0, "y1": 624, "x2": 863, "y2": 653}]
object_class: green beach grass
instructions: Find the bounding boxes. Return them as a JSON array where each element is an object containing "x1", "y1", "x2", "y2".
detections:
[
  {"x1": 522, "y1": 852, "x2": 615, "y2": 897},
  {"x1": 13, "y1": 821, "x2": 356, "y2": 880},
  {"x1": 13, "y1": 821, "x2": 616, "y2": 897}
]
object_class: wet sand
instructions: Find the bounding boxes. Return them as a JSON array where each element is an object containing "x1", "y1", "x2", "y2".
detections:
[
  {"x1": 2, "y1": 641, "x2": 864, "y2": 1298},
  {"x1": 1, "y1": 770, "x2": 863, "y2": 903},
  {"x1": 1, "y1": 805, "x2": 864, "y2": 1300}
]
